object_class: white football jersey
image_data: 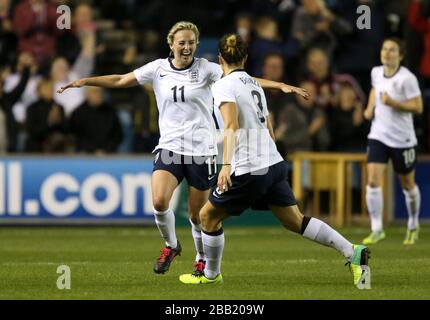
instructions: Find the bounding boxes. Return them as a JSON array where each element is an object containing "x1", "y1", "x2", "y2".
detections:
[
  {"x1": 368, "y1": 66, "x2": 421, "y2": 148},
  {"x1": 212, "y1": 69, "x2": 284, "y2": 176},
  {"x1": 133, "y1": 57, "x2": 223, "y2": 156}
]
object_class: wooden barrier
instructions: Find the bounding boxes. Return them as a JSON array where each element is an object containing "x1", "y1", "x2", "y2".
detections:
[{"x1": 289, "y1": 152, "x2": 394, "y2": 227}]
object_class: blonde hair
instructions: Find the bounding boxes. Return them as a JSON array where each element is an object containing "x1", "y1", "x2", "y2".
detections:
[{"x1": 167, "y1": 21, "x2": 200, "y2": 46}]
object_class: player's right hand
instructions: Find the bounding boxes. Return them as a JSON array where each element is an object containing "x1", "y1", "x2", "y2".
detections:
[
  {"x1": 217, "y1": 165, "x2": 232, "y2": 193},
  {"x1": 57, "y1": 79, "x2": 86, "y2": 93}
]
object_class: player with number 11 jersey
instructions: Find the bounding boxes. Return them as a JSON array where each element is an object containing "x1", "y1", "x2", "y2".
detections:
[{"x1": 134, "y1": 57, "x2": 221, "y2": 156}]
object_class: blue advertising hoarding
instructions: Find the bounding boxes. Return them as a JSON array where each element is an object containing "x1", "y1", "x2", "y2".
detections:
[
  {"x1": 0, "y1": 156, "x2": 180, "y2": 224},
  {"x1": 1, "y1": 155, "x2": 427, "y2": 225}
]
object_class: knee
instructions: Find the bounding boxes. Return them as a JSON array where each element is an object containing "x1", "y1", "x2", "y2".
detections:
[
  {"x1": 367, "y1": 171, "x2": 382, "y2": 188},
  {"x1": 400, "y1": 181, "x2": 415, "y2": 191},
  {"x1": 283, "y1": 214, "x2": 304, "y2": 234},
  {"x1": 188, "y1": 205, "x2": 202, "y2": 224},
  {"x1": 188, "y1": 199, "x2": 206, "y2": 225},
  {"x1": 152, "y1": 196, "x2": 169, "y2": 212},
  {"x1": 199, "y1": 209, "x2": 218, "y2": 232},
  {"x1": 199, "y1": 209, "x2": 209, "y2": 228},
  {"x1": 273, "y1": 205, "x2": 304, "y2": 234},
  {"x1": 189, "y1": 215, "x2": 200, "y2": 225},
  {"x1": 367, "y1": 179, "x2": 381, "y2": 188}
]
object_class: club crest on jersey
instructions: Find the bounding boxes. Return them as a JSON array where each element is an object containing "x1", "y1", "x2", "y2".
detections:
[{"x1": 189, "y1": 70, "x2": 199, "y2": 83}]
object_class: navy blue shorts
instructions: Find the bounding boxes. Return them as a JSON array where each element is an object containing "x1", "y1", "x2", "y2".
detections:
[
  {"x1": 153, "y1": 149, "x2": 217, "y2": 190},
  {"x1": 209, "y1": 161, "x2": 297, "y2": 216},
  {"x1": 367, "y1": 139, "x2": 417, "y2": 174}
]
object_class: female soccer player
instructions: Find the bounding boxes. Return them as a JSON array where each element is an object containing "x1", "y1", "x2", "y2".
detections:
[
  {"x1": 179, "y1": 33, "x2": 371, "y2": 289},
  {"x1": 58, "y1": 21, "x2": 308, "y2": 275},
  {"x1": 362, "y1": 38, "x2": 423, "y2": 245}
]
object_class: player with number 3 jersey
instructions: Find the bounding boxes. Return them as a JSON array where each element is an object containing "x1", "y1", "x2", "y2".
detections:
[{"x1": 179, "y1": 33, "x2": 371, "y2": 289}]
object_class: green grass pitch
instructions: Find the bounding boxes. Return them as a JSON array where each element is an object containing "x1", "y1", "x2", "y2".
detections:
[{"x1": 0, "y1": 224, "x2": 429, "y2": 299}]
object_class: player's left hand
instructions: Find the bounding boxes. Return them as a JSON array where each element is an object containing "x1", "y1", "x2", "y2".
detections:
[
  {"x1": 217, "y1": 165, "x2": 232, "y2": 193},
  {"x1": 281, "y1": 84, "x2": 310, "y2": 100}
]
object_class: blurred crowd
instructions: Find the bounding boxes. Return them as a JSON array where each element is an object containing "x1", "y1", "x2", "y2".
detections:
[{"x1": 1, "y1": 0, "x2": 430, "y2": 156}]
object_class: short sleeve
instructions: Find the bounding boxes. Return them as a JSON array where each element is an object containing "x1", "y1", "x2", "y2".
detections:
[
  {"x1": 207, "y1": 61, "x2": 223, "y2": 83},
  {"x1": 403, "y1": 73, "x2": 421, "y2": 100},
  {"x1": 212, "y1": 80, "x2": 236, "y2": 109},
  {"x1": 133, "y1": 60, "x2": 159, "y2": 85},
  {"x1": 370, "y1": 67, "x2": 377, "y2": 88},
  {"x1": 261, "y1": 91, "x2": 269, "y2": 117}
]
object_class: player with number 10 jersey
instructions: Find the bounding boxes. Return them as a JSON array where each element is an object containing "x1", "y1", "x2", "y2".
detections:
[{"x1": 363, "y1": 38, "x2": 424, "y2": 245}]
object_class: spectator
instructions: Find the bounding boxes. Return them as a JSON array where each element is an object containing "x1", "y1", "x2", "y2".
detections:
[
  {"x1": 261, "y1": 52, "x2": 293, "y2": 128},
  {"x1": 381, "y1": 0, "x2": 410, "y2": 38},
  {"x1": 234, "y1": 12, "x2": 253, "y2": 46},
  {"x1": 3, "y1": 52, "x2": 39, "y2": 151},
  {"x1": 329, "y1": 83, "x2": 368, "y2": 152},
  {"x1": 0, "y1": 67, "x2": 9, "y2": 153},
  {"x1": 408, "y1": 0, "x2": 430, "y2": 88},
  {"x1": 0, "y1": 60, "x2": 31, "y2": 152},
  {"x1": 248, "y1": 0, "x2": 299, "y2": 41},
  {"x1": 69, "y1": 86, "x2": 123, "y2": 154},
  {"x1": 25, "y1": 79, "x2": 66, "y2": 153},
  {"x1": 276, "y1": 81, "x2": 330, "y2": 154},
  {"x1": 249, "y1": 16, "x2": 297, "y2": 76},
  {"x1": 12, "y1": 0, "x2": 60, "y2": 68},
  {"x1": 4, "y1": 52, "x2": 41, "y2": 124},
  {"x1": 0, "y1": 0, "x2": 17, "y2": 68},
  {"x1": 330, "y1": 0, "x2": 384, "y2": 93},
  {"x1": 56, "y1": 3, "x2": 106, "y2": 73},
  {"x1": 123, "y1": 30, "x2": 160, "y2": 74},
  {"x1": 52, "y1": 29, "x2": 95, "y2": 117},
  {"x1": 291, "y1": 0, "x2": 352, "y2": 57},
  {"x1": 130, "y1": 83, "x2": 160, "y2": 153},
  {"x1": 304, "y1": 47, "x2": 366, "y2": 111},
  {"x1": 0, "y1": 105, "x2": 5, "y2": 153}
]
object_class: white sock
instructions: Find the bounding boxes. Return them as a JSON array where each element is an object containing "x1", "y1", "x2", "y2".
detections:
[
  {"x1": 202, "y1": 230, "x2": 224, "y2": 279},
  {"x1": 366, "y1": 185, "x2": 383, "y2": 232},
  {"x1": 153, "y1": 208, "x2": 177, "y2": 248},
  {"x1": 402, "y1": 185, "x2": 421, "y2": 230},
  {"x1": 189, "y1": 219, "x2": 205, "y2": 261},
  {"x1": 303, "y1": 218, "x2": 354, "y2": 260}
]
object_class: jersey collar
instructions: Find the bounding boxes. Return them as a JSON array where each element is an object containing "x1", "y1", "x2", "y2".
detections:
[
  {"x1": 227, "y1": 68, "x2": 246, "y2": 75},
  {"x1": 383, "y1": 65, "x2": 401, "y2": 78},
  {"x1": 168, "y1": 57, "x2": 195, "y2": 71}
]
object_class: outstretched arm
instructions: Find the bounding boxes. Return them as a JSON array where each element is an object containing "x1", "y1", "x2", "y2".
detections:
[
  {"x1": 254, "y1": 77, "x2": 310, "y2": 100},
  {"x1": 57, "y1": 72, "x2": 139, "y2": 93}
]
